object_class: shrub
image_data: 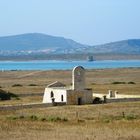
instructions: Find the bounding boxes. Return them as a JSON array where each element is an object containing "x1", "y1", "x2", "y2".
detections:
[
  {"x1": 0, "y1": 89, "x2": 11, "y2": 100},
  {"x1": 7, "y1": 92, "x2": 18, "y2": 98},
  {"x1": 28, "y1": 84, "x2": 37, "y2": 86},
  {"x1": 7, "y1": 116, "x2": 18, "y2": 120},
  {"x1": 47, "y1": 116, "x2": 68, "y2": 122},
  {"x1": 0, "y1": 89, "x2": 18, "y2": 100},
  {"x1": 30, "y1": 115, "x2": 38, "y2": 121},
  {"x1": 12, "y1": 84, "x2": 23, "y2": 87},
  {"x1": 47, "y1": 116, "x2": 61, "y2": 122},
  {"x1": 125, "y1": 114, "x2": 137, "y2": 120},
  {"x1": 77, "y1": 119, "x2": 85, "y2": 123},
  {"x1": 111, "y1": 81, "x2": 126, "y2": 84},
  {"x1": 93, "y1": 97, "x2": 102, "y2": 104},
  {"x1": 63, "y1": 117, "x2": 68, "y2": 122},
  {"x1": 40, "y1": 117, "x2": 46, "y2": 121},
  {"x1": 112, "y1": 113, "x2": 139, "y2": 121},
  {"x1": 128, "y1": 81, "x2": 136, "y2": 84},
  {"x1": 19, "y1": 115, "x2": 25, "y2": 119},
  {"x1": 103, "y1": 119, "x2": 110, "y2": 123},
  {"x1": 6, "y1": 115, "x2": 68, "y2": 122}
]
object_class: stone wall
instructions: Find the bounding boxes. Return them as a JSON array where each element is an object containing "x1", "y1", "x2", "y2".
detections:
[
  {"x1": 115, "y1": 94, "x2": 140, "y2": 98},
  {"x1": 67, "y1": 89, "x2": 93, "y2": 105},
  {"x1": 106, "y1": 98, "x2": 140, "y2": 103},
  {"x1": 0, "y1": 102, "x2": 66, "y2": 111}
]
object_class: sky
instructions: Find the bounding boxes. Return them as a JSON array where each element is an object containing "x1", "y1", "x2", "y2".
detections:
[{"x1": 0, "y1": 0, "x2": 140, "y2": 45}]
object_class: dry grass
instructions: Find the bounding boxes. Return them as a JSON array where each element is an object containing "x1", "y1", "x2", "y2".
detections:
[
  {"x1": 0, "y1": 68, "x2": 140, "y2": 105},
  {"x1": 0, "y1": 68, "x2": 140, "y2": 139},
  {"x1": 0, "y1": 68, "x2": 140, "y2": 93},
  {"x1": 92, "y1": 84, "x2": 140, "y2": 95},
  {"x1": 0, "y1": 102, "x2": 140, "y2": 140},
  {"x1": 0, "y1": 96, "x2": 42, "y2": 105}
]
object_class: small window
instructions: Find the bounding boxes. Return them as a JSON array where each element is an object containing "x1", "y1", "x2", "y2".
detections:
[
  {"x1": 61, "y1": 95, "x2": 63, "y2": 102},
  {"x1": 50, "y1": 91, "x2": 54, "y2": 98}
]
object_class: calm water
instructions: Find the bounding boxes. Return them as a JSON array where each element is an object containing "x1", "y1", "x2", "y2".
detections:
[{"x1": 0, "y1": 60, "x2": 140, "y2": 70}]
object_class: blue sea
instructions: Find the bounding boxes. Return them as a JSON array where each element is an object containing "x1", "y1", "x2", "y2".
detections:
[{"x1": 0, "y1": 60, "x2": 140, "y2": 70}]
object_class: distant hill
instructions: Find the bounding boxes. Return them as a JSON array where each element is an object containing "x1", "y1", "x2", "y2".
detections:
[
  {"x1": 0, "y1": 33, "x2": 140, "y2": 56},
  {"x1": 0, "y1": 33, "x2": 88, "y2": 55},
  {"x1": 91, "y1": 39, "x2": 140, "y2": 54}
]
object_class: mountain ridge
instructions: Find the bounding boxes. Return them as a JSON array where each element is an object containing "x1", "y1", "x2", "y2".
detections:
[
  {"x1": 91, "y1": 39, "x2": 140, "y2": 54},
  {"x1": 0, "y1": 33, "x2": 88, "y2": 52},
  {"x1": 0, "y1": 33, "x2": 140, "y2": 55}
]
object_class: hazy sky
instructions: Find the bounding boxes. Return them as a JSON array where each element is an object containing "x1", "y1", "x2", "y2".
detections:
[{"x1": 0, "y1": 0, "x2": 140, "y2": 45}]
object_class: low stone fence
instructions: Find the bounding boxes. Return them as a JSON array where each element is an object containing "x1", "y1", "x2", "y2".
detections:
[
  {"x1": 93, "y1": 93, "x2": 140, "y2": 103},
  {"x1": 115, "y1": 94, "x2": 140, "y2": 98},
  {"x1": 0, "y1": 102, "x2": 66, "y2": 111},
  {"x1": 106, "y1": 98, "x2": 140, "y2": 103}
]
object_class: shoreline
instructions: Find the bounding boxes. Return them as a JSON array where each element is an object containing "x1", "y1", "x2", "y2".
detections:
[
  {"x1": 0, "y1": 53, "x2": 140, "y2": 61},
  {"x1": 0, "y1": 60, "x2": 140, "y2": 71},
  {"x1": 0, "y1": 67, "x2": 140, "y2": 72}
]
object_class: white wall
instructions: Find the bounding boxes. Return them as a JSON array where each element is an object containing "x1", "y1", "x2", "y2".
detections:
[{"x1": 42, "y1": 88, "x2": 67, "y2": 103}]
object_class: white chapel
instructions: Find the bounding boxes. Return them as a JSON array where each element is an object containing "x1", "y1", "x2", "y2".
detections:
[{"x1": 43, "y1": 66, "x2": 93, "y2": 105}]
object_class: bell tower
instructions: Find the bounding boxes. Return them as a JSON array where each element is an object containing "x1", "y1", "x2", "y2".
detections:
[{"x1": 72, "y1": 66, "x2": 85, "y2": 90}]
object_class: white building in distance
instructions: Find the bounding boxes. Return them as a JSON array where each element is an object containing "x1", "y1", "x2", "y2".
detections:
[{"x1": 43, "y1": 66, "x2": 93, "y2": 105}]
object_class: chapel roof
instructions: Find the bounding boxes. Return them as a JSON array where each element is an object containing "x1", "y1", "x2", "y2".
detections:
[{"x1": 47, "y1": 81, "x2": 66, "y2": 88}]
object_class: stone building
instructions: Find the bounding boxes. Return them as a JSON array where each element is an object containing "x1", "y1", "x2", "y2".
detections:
[{"x1": 43, "y1": 66, "x2": 93, "y2": 105}]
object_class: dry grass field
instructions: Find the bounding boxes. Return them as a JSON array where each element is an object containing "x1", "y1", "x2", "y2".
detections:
[
  {"x1": 0, "y1": 68, "x2": 140, "y2": 140},
  {"x1": 0, "y1": 68, "x2": 140, "y2": 105},
  {"x1": 0, "y1": 103, "x2": 140, "y2": 140},
  {"x1": 0, "y1": 68, "x2": 140, "y2": 94}
]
